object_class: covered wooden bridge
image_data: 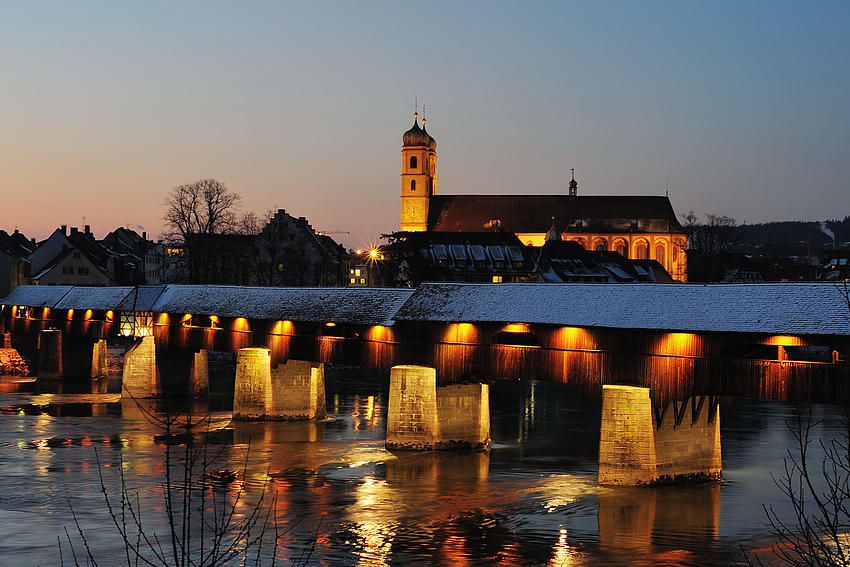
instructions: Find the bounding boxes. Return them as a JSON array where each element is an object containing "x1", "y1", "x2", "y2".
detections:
[{"x1": 3, "y1": 282, "x2": 850, "y2": 405}]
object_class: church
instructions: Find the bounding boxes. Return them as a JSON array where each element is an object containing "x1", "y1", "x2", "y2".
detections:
[{"x1": 398, "y1": 112, "x2": 689, "y2": 282}]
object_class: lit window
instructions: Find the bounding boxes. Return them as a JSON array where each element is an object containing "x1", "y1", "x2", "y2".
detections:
[
  {"x1": 360, "y1": 278, "x2": 366, "y2": 284},
  {"x1": 655, "y1": 245, "x2": 665, "y2": 265},
  {"x1": 350, "y1": 278, "x2": 355, "y2": 284},
  {"x1": 355, "y1": 269, "x2": 361, "y2": 277},
  {"x1": 492, "y1": 276, "x2": 503, "y2": 283}
]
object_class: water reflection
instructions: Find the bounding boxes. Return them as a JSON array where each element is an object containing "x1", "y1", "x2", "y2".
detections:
[
  {"x1": 0, "y1": 372, "x2": 846, "y2": 565},
  {"x1": 598, "y1": 484, "x2": 721, "y2": 564}
]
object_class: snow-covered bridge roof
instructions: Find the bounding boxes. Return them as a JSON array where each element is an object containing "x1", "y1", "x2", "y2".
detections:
[
  {"x1": 5, "y1": 282, "x2": 850, "y2": 336},
  {"x1": 3, "y1": 285, "x2": 413, "y2": 327},
  {"x1": 151, "y1": 285, "x2": 413, "y2": 326},
  {"x1": 395, "y1": 282, "x2": 850, "y2": 337}
]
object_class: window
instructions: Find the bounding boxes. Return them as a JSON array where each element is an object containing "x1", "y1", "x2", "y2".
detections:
[
  {"x1": 616, "y1": 243, "x2": 628, "y2": 256},
  {"x1": 78, "y1": 267, "x2": 89, "y2": 275},
  {"x1": 350, "y1": 278, "x2": 356, "y2": 284},
  {"x1": 410, "y1": 156, "x2": 417, "y2": 169},
  {"x1": 411, "y1": 180, "x2": 416, "y2": 192},
  {"x1": 62, "y1": 267, "x2": 74, "y2": 275},
  {"x1": 655, "y1": 245, "x2": 665, "y2": 265},
  {"x1": 492, "y1": 276, "x2": 503, "y2": 283},
  {"x1": 355, "y1": 269, "x2": 361, "y2": 277},
  {"x1": 73, "y1": 252, "x2": 81, "y2": 260},
  {"x1": 595, "y1": 242, "x2": 607, "y2": 252},
  {"x1": 635, "y1": 243, "x2": 648, "y2": 260}
]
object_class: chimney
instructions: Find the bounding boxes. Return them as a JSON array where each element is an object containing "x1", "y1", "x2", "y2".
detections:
[
  {"x1": 142, "y1": 231, "x2": 147, "y2": 241},
  {"x1": 61, "y1": 225, "x2": 67, "y2": 236},
  {"x1": 84, "y1": 225, "x2": 90, "y2": 235},
  {"x1": 71, "y1": 227, "x2": 79, "y2": 235}
]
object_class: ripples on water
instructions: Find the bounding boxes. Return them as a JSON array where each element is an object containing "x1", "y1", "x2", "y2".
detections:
[{"x1": 0, "y1": 369, "x2": 844, "y2": 566}]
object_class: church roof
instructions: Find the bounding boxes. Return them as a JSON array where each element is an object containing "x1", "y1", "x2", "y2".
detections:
[
  {"x1": 426, "y1": 194, "x2": 685, "y2": 235},
  {"x1": 402, "y1": 114, "x2": 436, "y2": 150}
]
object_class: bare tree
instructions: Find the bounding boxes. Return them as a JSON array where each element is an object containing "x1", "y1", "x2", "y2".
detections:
[
  {"x1": 680, "y1": 210, "x2": 743, "y2": 282},
  {"x1": 162, "y1": 179, "x2": 242, "y2": 284},
  {"x1": 740, "y1": 406, "x2": 850, "y2": 567}
]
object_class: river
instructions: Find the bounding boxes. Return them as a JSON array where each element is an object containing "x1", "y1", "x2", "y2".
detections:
[{"x1": 0, "y1": 367, "x2": 844, "y2": 566}]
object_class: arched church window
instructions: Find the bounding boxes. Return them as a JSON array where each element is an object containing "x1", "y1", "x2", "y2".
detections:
[
  {"x1": 655, "y1": 245, "x2": 665, "y2": 265},
  {"x1": 410, "y1": 156, "x2": 417, "y2": 169},
  {"x1": 616, "y1": 242, "x2": 628, "y2": 256},
  {"x1": 595, "y1": 241, "x2": 607, "y2": 252},
  {"x1": 635, "y1": 242, "x2": 648, "y2": 259},
  {"x1": 411, "y1": 180, "x2": 416, "y2": 191}
]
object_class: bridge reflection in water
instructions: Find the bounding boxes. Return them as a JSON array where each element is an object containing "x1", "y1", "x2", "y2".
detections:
[{"x1": 0, "y1": 374, "x2": 791, "y2": 566}]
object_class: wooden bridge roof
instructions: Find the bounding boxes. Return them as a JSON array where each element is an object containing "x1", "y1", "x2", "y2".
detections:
[
  {"x1": 394, "y1": 282, "x2": 850, "y2": 337},
  {"x1": 5, "y1": 282, "x2": 850, "y2": 336},
  {"x1": 2, "y1": 285, "x2": 413, "y2": 327},
  {"x1": 151, "y1": 286, "x2": 412, "y2": 325}
]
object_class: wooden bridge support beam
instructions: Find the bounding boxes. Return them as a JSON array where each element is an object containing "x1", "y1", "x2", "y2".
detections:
[
  {"x1": 37, "y1": 329, "x2": 63, "y2": 379},
  {"x1": 122, "y1": 336, "x2": 160, "y2": 398},
  {"x1": 232, "y1": 348, "x2": 326, "y2": 421},
  {"x1": 598, "y1": 385, "x2": 722, "y2": 485},
  {"x1": 386, "y1": 365, "x2": 490, "y2": 451}
]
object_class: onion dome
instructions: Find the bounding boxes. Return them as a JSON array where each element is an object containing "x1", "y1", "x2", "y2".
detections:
[{"x1": 402, "y1": 112, "x2": 436, "y2": 150}]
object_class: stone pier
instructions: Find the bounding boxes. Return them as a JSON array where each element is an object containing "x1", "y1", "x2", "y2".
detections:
[
  {"x1": 91, "y1": 339, "x2": 108, "y2": 379},
  {"x1": 598, "y1": 385, "x2": 722, "y2": 486},
  {"x1": 232, "y1": 348, "x2": 326, "y2": 421},
  {"x1": 190, "y1": 349, "x2": 210, "y2": 396},
  {"x1": 386, "y1": 365, "x2": 490, "y2": 451},
  {"x1": 37, "y1": 329, "x2": 63, "y2": 379},
  {"x1": 122, "y1": 336, "x2": 160, "y2": 398}
]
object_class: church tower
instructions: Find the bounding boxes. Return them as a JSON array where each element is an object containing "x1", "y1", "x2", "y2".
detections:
[{"x1": 400, "y1": 111, "x2": 437, "y2": 232}]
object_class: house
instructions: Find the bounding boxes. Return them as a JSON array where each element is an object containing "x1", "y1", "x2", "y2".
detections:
[
  {"x1": 398, "y1": 112, "x2": 688, "y2": 281},
  {"x1": 380, "y1": 231, "x2": 673, "y2": 287},
  {"x1": 0, "y1": 230, "x2": 35, "y2": 297},
  {"x1": 31, "y1": 246, "x2": 114, "y2": 287}
]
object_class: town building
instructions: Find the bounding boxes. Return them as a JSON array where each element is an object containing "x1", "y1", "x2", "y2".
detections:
[{"x1": 398, "y1": 112, "x2": 688, "y2": 281}]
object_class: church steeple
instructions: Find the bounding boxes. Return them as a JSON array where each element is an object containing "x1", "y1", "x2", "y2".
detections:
[
  {"x1": 400, "y1": 107, "x2": 437, "y2": 232},
  {"x1": 568, "y1": 169, "x2": 578, "y2": 200}
]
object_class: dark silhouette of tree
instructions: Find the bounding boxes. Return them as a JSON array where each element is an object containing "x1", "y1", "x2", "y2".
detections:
[
  {"x1": 680, "y1": 211, "x2": 743, "y2": 282},
  {"x1": 162, "y1": 179, "x2": 241, "y2": 284}
]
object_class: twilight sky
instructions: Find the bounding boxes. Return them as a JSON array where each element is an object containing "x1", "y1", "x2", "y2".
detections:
[{"x1": 1, "y1": 1, "x2": 847, "y2": 250}]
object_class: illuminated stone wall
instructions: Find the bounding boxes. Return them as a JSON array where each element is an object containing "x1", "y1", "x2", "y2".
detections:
[
  {"x1": 122, "y1": 336, "x2": 160, "y2": 397},
  {"x1": 598, "y1": 385, "x2": 722, "y2": 485},
  {"x1": 386, "y1": 365, "x2": 490, "y2": 450},
  {"x1": 233, "y1": 349, "x2": 326, "y2": 421}
]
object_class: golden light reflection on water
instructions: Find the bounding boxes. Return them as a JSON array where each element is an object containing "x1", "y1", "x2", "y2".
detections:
[{"x1": 347, "y1": 476, "x2": 397, "y2": 566}]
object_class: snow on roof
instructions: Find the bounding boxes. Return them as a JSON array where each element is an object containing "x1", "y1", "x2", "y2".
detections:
[
  {"x1": 393, "y1": 282, "x2": 850, "y2": 337},
  {"x1": 55, "y1": 287, "x2": 136, "y2": 310},
  {"x1": 1, "y1": 285, "x2": 74, "y2": 308},
  {"x1": 117, "y1": 285, "x2": 167, "y2": 312},
  {"x1": 151, "y1": 286, "x2": 414, "y2": 326}
]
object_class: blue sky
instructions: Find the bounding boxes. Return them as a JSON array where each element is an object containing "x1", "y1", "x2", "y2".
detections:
[{"x1": 1, "y1": 1, "x2": 847, "y2": 249}]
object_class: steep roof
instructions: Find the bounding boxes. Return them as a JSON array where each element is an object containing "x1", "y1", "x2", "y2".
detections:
[
  {"x1": 150, "y1": 286, "x2": 413, "y2": 325},
  {"x1": 427, "y1": 194, "x2": 685, "y2": 235},
  {"x1": 393, "y1": 282, "x2": 850, "y2": 336}
]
